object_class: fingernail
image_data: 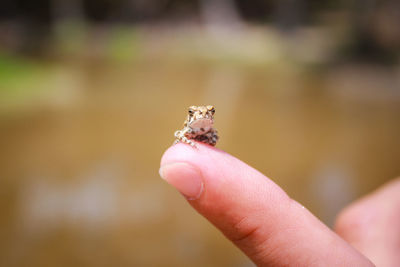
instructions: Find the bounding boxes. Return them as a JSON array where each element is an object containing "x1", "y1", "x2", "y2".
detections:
[{"x1": 159, "y1": 162, "x2": 204, "y2": 200}]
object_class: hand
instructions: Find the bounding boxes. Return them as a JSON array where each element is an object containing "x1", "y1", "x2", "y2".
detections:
[{"x1": 160, "y1": 143, "x2": 400, "y2": 266}]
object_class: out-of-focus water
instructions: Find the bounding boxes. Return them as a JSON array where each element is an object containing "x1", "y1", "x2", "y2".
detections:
[{"x1": 0, "y1": 30, "x2": 400, "y2": 266}]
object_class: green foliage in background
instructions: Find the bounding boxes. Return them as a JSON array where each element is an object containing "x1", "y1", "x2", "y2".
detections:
[
  {"x1": 106, "y1": 26, "x2": 142, "y2": 63},
  {"x1": 0, "y1": 54, "x2": 53, "y2": 109}
]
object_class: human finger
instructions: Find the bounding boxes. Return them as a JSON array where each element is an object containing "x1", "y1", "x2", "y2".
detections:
[
  {"x1": 335, "y1": 178, "x2": 400, "y2": 267},
  {"x1": 160, "y1": 143, "x2": 373, "y2": 266}
]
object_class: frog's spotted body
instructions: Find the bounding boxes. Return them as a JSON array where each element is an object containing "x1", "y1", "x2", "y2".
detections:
[{"x1": 174, "y1": 105, "x2": 219, "y2": 147}]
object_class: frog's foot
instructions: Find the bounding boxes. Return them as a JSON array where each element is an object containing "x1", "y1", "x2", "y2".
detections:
[
  {"x1": 208, "y1": 131, "x2": 219, "y2": 146},
  {"x1": 174, "y1": 130, "x2": 196, "y2": 147}
]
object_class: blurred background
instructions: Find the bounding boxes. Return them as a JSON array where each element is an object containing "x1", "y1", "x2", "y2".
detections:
[{"x1": 1, "y1": 0, "x2": 400, "y2": 266}]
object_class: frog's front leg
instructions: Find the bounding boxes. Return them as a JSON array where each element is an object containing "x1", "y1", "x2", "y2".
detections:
[{"x1": 174, "y1": 128, "x2": 196, "y2": 147}]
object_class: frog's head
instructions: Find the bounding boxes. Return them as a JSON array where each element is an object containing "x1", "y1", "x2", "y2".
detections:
[{"x1": 187, "y1": 105, "x2": 215, "y2": 131}]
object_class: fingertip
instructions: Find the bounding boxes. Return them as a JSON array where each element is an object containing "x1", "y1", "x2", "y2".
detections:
[
  {"x1": 160, "y1": 143, "x2": 193, "y2": 166},
  {"x1": 160, "y1": 142, "x2": 227, "y2": 167},
  {"x1": 159, "y1": 162, "x2": 204, "y2": 200}
]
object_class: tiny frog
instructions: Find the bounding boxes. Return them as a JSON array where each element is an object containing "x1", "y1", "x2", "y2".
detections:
[{"x1": 174, "y1": 105, "x2": 219, "y2": 147}]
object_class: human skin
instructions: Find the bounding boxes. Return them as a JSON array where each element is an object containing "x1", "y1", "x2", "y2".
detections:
[{"x1": 160, "y1": 142, "x2": 400, "y2": 266}]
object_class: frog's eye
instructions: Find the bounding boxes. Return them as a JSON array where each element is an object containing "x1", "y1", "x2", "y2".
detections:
[
  {"x1": 188, "y1": 107, "x2": 196, "y2": 115},
  {"x1": 207, "y1": 106, "x2": 215, "y2": 114}
]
